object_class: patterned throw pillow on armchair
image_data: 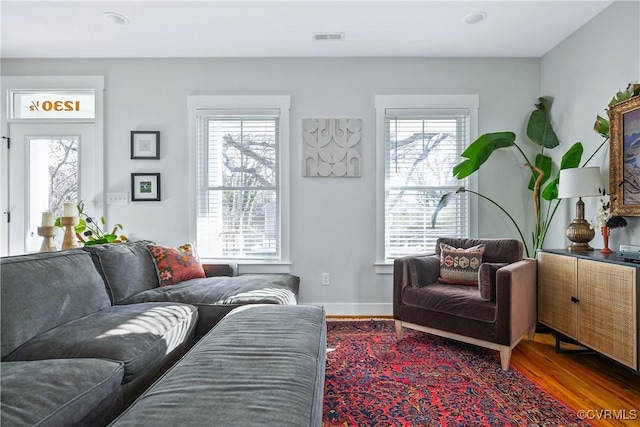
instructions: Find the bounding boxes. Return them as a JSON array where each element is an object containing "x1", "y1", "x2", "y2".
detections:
[{"x1": 437, "y1": 243, "x2": 485, "y2": 286}]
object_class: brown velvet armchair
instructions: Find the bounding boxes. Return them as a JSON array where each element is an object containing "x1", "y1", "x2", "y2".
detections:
[{"x1": 393, "y1": 237, "x2": 537, "y2": 370}]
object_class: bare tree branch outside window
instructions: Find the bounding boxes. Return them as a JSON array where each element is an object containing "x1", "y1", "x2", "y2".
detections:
[{"x1": 48, "y1": 138, "x2": 78, "y2": 215}]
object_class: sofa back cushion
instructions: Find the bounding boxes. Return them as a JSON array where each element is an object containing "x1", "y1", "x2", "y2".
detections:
[
  {"x1": 435, "y1": 238, "x2": 523, "y2": 264},
  {"x1": 82, "y1": 241, "x2": 159, "y2": 304},
  {"x1": 0, "y1": 250, "x2": 111, "y2": 359}
]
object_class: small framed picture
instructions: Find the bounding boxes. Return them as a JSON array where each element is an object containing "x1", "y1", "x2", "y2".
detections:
[
  {"x1": 131, "y1": 131, "x2": 160, "y2": 159},
  {"x1": 131, "y1": 173, "x2": 161, "y2": 201}
]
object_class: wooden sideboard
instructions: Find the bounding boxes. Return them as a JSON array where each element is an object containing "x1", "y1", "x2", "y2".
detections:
[{"x1": 538, "y1": 249, "x2": 639, "y2": 373}]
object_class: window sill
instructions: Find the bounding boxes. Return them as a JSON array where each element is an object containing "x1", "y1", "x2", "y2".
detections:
[{"x1": 374, "y1": 263, "x2": 393, "y2": 275}]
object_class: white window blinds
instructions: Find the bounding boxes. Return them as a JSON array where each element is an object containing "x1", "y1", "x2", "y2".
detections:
[
  {"x1": 384, "y1": 109, "x2": 470, "y2": 259},
  {"x1": 196, "y1": 110, "x2": 280, "y2": 259}
]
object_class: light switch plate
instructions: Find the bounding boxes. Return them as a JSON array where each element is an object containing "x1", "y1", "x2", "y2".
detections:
[{"x1": 107, "y1": 193, "x2": 128, "y2": 205}]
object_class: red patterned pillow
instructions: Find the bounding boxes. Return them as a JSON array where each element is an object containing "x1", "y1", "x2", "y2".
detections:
[
  {"x1": 148, "y1": 243, "x2": 205, "y2": 287},
  {"x1": 438, "y1": 243, "x2": 485, "y2": 286}
]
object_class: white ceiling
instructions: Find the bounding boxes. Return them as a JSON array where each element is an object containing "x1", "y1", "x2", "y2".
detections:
[{"x1": 0, "y1": 0, "x2": 615, "y2": 59}]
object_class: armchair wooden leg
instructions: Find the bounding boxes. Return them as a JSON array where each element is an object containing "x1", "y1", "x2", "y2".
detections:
[
  {"x1": 395, "y1": 320, "x2": 404, "y2": 341},
  {"x1": 499, "y1": 346, "x2": 511, "y2": 371}
]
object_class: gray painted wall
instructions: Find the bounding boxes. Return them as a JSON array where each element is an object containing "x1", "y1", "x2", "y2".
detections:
[
  {"x1": 1, "y1": 0, "x2": 638, "y2": 314},
  {"x1": 540, "y1": 0, "x2": 640, "y2": 252}
]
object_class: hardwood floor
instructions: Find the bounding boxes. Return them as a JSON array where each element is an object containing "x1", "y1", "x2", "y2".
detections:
[
  {"x1": 511, "y1": 331, "x2": 640, "y2": 427},
  {"x1": 327, "y1": 316, "x2": 640, "y2": 426}
]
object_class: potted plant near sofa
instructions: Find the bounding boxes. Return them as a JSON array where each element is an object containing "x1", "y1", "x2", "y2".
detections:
[{"x1": 55, "y1": 200, "x2": 127, "y2": 246}]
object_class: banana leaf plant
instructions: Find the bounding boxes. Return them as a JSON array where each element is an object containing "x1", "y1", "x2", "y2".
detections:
[
  {"x1": 431, "y1": 97, "x2": 584, "y2": 258},
  {"x1": 594, "y1": 83, "x2": 640, "y2": 140}
]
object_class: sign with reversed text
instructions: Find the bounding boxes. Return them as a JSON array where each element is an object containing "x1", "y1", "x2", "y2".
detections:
[{"x1": 10, "y1": 91, "x2": 95, "y2": 119}]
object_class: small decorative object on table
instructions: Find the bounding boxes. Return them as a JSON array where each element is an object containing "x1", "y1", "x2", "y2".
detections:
[
  {"x1": 591, "y1": 188, "x2": 628, "y2": 253},
  {"x1": 60, "y1": 202, "x2": 80, "y2": 250},
  {"x1": 557, "y1": 167, "x2": 603, "y2": 251},
  {"x1": 38, "y1": 211, "x2": 58, "y2": 252}
]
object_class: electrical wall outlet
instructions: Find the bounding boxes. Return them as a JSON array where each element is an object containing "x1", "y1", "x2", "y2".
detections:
[
  {"x1": 321, "y1": 273, "x2": 330, "y2": 286},
  {"x1": 107, "y1": 193, "x2": 128, "y2": 205}
]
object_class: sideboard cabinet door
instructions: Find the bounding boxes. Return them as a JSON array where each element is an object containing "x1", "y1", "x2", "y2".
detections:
[
  {"x1": 578, "y1": 259, "x2": 637, "y2": 369},
  {"x1": 538, "y1": 252, "x2": 578, "y2": 339}
]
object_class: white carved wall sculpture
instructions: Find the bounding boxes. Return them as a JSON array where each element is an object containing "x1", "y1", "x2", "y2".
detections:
[{"x1": 302, "y1": 118, "x2": 362, "y2": 177}]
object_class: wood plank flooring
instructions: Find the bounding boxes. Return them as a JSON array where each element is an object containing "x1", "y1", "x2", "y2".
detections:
[
  {"x1": 327, "y1": 316, "x2": 640, "y2": 426},
  {"x1": 511, "y1": 331, "x2": 640, "y2": 427}
]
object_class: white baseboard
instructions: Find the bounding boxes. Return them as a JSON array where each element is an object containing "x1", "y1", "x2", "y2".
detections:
[{"x1": 301, "y1": 303, "x2": 392, "y2": 316}]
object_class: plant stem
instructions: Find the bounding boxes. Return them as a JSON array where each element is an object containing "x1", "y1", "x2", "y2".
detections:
[
  {"x1": 464, "y1": 189, "x2": 530, "y2": 257},
  {"x1": 581, "y1": 137, "x2": 609, "y2": 167},
  {"x1": 536, "y1": 199, "x2": 561, "y2": 255}
]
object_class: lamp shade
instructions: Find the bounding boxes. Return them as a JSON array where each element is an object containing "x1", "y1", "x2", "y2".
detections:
[{"x1": 557, "y1": 167, "x2": 604, "y2": 199}]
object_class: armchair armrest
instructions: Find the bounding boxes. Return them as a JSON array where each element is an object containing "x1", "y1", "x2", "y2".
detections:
[
  {"x1": 495, "y1": 258, "x2": 538, "y2": 345},
  {"x1": 478, "y1": 262, "x2": 509, "y2": 301},
  {"x1": 202, "y1": 262, "x2": 238, "y2": 277},
  {"x1": 393, "y1": 254, "x2": 438, "y2": 318}
]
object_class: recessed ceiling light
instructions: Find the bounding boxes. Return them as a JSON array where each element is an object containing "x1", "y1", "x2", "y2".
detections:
[
  {"x1": 463, "y1": 11, "x2": 487, "y2": 25},
  {"x1": 104, "y1": 12, "x2": 129, "y2": 26}
]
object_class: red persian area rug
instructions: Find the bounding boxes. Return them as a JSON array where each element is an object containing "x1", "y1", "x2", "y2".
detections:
[{"x1": 322, "y1": 320, "x2": 589, "y2": 426}]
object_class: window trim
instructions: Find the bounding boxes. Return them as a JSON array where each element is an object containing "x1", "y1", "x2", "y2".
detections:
[
  {"x1": 187, "y1": 95, "x2": 291, "y2": 272},
  {"x1": 374, "y1": 95, "x2": 479, "y2": 273}
]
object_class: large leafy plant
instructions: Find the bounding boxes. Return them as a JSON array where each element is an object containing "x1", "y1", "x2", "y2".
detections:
[
  {"x1": 432, "y1": 97, "x2": 584, "y2": 258},
  {"x1": 434, "y1": 84, "x2": 640, "y2": 258}
]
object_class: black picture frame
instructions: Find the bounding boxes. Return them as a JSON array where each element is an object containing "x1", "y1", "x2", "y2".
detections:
[
  {"x1": 131, "y1": 131, "x2": 160, "y2": 159},
  {"x1": 131, "y1": 173, "x2": 161, "y2": 201}
]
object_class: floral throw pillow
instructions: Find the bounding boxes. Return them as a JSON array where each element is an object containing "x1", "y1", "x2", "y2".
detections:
[
  {"x1": 148, "y1": 243, "x2": 205, "y2": 287},
  {"x1": 438, "y1": 243, "x2": 485, "y2": 286}
]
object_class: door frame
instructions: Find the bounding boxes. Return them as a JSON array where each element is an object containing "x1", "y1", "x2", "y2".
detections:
[{"x1": 1, "y1": 76, "x2": 104, "y2": 256}]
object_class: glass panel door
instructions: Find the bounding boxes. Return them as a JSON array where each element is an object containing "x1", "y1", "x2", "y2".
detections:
[
  {"x1": 6, "y1": 123, "x2": 94, "y2": 254},
  {"x1": 27, "y1": 136, "x2": 79, "y2": 251}
]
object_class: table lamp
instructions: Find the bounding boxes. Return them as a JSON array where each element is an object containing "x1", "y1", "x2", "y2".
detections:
[{"x1": 557, "y1": 167, "x2": 604, "y2": 251}]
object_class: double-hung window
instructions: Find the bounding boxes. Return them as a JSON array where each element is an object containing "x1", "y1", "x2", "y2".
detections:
[
  {"x1": 375, "y1": 95, "x2": 478, "y2": 264},
  {"x1": 188, "y1": 96, "x2": 290, "y2": 263}
]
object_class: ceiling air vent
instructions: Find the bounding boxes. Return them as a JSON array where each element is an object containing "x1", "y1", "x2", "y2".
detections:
[{"x1": 312, "y1": 32, "x2": 345, "y2": 42}]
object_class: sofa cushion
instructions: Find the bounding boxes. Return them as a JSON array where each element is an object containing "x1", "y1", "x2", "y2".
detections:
[
  {"x1": 438, "y1": 243, "x2": 485, "y2": 286},
  {"x1": 121, "y1": 274, "x2": 300, "y2": 340},
  {"x1": 478, "y1": 262, "x2": 508, "y2": 302},
  {"x1": 109, "y1": 305, "x2": 326, "y2": 427},
  {"x1": 122, "y1": 274, "x2": 299, "y2": 306},
  {"x1": 402, "y1": 282, "x2": 496, "y2": 323},
  {"x1": 82, "y1": 241, "x2": 159, "y2": 303},
  {"x1": 148, "y1": 244, "x2": 205, "y2": 286},
  {"x1": 1, "y1": 359, "x2": 124, "y2": 427},
  {"x1": 0, "y1": 250, "x2": 112, "y2": 359},
  {"x1": 4, "y1": 302, "x2": 197, "y2": 384},
  {"x1": 407, "y1": 255, "x2": 440, "y2": 287}
]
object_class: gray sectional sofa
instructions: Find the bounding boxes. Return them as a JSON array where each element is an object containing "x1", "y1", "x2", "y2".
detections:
[
  {"x1": 0, "y1": 241, "x2": 325, "y2": 427},
  {"x1": 81, "y1": 241, "x2": 300, "y2": 340},
  {"x1": 110, "y1": 305, "x2": 327, "y2": 427}
]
